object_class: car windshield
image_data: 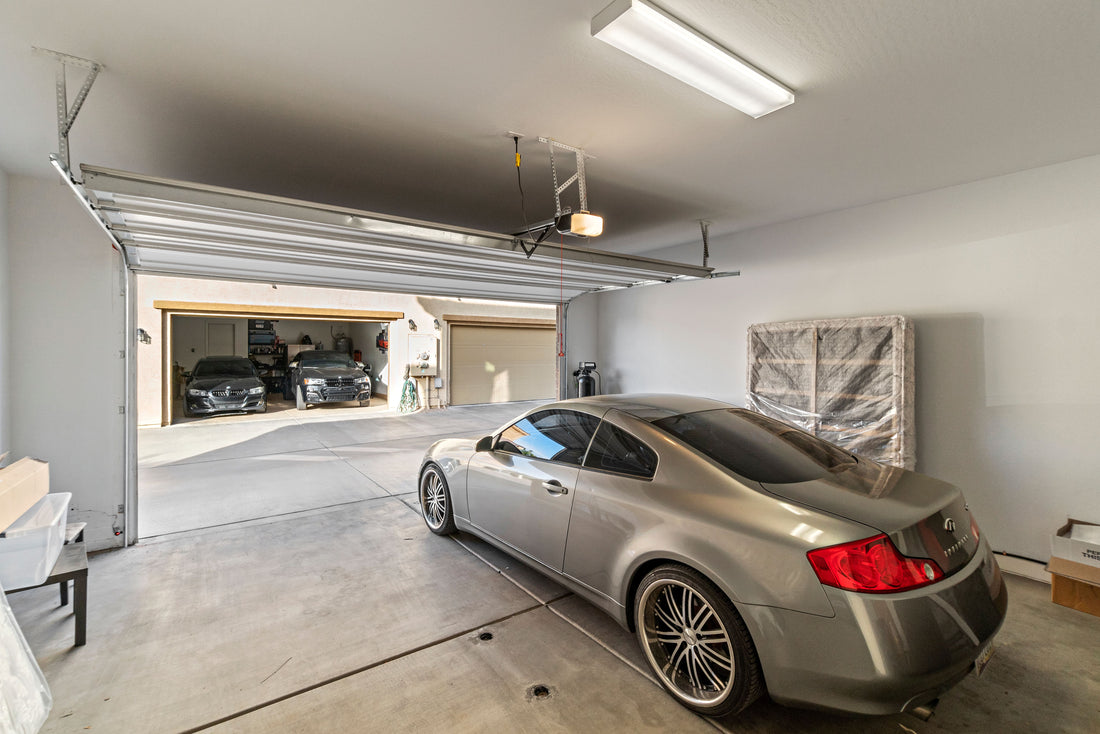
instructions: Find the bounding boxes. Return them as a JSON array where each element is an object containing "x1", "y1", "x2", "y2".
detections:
[
  {"x1": 193, "y1": 359, "x2": 255, "y2": 378},
  {"x1": 299, "y1": 352, "x2": 358, "y2": 369},
  {"x1": 652, "y1": 408, "x2": 858, "y2": 484}
]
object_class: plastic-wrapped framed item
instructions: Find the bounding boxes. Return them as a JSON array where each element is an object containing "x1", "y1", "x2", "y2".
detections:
[
  {"x1": 747, "y1": 315, "x2": 915, "y2": 469},
  {"x1": 0, "y1": 579, "x2": 53, "y2": 733}
]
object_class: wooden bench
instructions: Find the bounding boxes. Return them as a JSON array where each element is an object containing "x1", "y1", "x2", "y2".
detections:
[{"x1": 7, "y1": 522, "x2": 88, "y2": 646}]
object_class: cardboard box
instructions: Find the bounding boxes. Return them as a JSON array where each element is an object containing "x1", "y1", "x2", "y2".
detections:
[
  {"x1": 0, "y1": 458, "x2": 49, "y2": 534},
  {"x1": 1046, "y1": 556, "x2": 1100, "y2": 617},
  {"x1": 1051, "y1": 518, "x2": 1100, "y2": 570}
]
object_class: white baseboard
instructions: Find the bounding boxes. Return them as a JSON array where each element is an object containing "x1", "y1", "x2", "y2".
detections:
[{"x1": 994, "y1": 553, "x2": 1050, "y2": 584}]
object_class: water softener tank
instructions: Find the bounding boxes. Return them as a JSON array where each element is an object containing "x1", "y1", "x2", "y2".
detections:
[
  {"x1": 575, "y1": 361, "x2": 598, "y2": 398},
  {"x1": 334, "y1": 335, "x2": 351, "y2": 355}
]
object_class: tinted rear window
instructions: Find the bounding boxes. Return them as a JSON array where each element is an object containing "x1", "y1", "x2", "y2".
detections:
[{"x1": 652, "y1": 408, "x2": 857, "y2": 484}]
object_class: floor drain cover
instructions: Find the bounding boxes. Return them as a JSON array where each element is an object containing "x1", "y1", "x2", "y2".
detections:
[
  {"x1": 527, "y1": 684, "x2": 552, "y2": 700},
  {"x1": 478, "y1": 632, "x2": 493, "y2": 641}
]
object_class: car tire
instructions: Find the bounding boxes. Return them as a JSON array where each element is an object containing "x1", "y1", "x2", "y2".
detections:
[
  {"x1": 634, "y1": 564, "x2": 763, "y2": 717},
  {"x1": 295, "y1": 385, "x2": 307, "y2": 411},
  {"x1": 283, "y1": 381, "x2": 293, "y2": 401},
  {"x1": 419, "y1": 464, "x2": 456, "y2": 535}
]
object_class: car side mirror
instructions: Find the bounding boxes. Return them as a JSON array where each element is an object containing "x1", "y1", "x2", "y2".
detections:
[{"x1": 475, "y1": 435, "x2": 494, "y2": 452}]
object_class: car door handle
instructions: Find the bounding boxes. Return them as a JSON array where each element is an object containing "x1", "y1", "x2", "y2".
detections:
[{"x1": 542, "y1": 480, "x2": 568, "y2": 496}]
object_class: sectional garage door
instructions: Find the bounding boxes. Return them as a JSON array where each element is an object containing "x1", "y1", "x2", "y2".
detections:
[{"x1": 450, "y1": 325, "x2": 557, "y2": 405}]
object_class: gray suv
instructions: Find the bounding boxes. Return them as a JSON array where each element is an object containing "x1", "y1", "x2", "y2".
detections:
[{"x1": 283, "y1": 350, "x2": 371, "y2": 410}]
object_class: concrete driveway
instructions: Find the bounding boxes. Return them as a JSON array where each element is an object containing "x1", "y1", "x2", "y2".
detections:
[{"x1": 8, "y1": 405, "x2": 1096, "y2": 733}]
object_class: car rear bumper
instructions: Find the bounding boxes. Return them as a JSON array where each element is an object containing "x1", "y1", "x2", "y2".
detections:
[{"x1": 740, "y1": 538, "x2": 1007, "y2": 715}]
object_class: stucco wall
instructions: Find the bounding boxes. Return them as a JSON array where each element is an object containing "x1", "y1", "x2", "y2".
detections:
[{"x1": 593, "y1": 154, "x2": 1100, "y2": 563}]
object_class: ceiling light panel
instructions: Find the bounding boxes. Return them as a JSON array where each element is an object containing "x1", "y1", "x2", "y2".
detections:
[{"x1": 592, "y1": 0, "x2": 794, "y2": 118}]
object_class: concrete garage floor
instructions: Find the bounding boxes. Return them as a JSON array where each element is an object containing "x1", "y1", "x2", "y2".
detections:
[{"x1": 8, "y1": 404, "x2": 1100, "y2": 733}]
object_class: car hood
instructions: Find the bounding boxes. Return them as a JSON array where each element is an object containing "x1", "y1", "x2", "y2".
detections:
[
  {"x1": 300, "y1": 366, "x2": 364, "y2": 379},
  {"x1": 188, "y1": 376, "x2": 263, "y2": 391},
  {"x1": 762, "y1": 460, "x2": 979, "y2": 573}
]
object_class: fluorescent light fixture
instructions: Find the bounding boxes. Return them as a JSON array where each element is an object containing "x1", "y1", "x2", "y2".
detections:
[
  {"x1": 556, "y1": 211, "x2": 604, "y2": 237},
  {"x1": 592, "y1": 0, "x2": 794, "y2": 118}
]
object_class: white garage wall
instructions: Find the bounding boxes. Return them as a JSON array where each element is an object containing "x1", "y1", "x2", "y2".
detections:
[
  {"x1": 7, "y1": 174, "x2": 126, "y2": 550},
  {"x1": 593, "y1": 154, "x2": 1100, "y2": 563},
  {"x1": 0, "y1": 168, "x2": 10, "y2": 461},
  {"x1": 346, "y1": 321, "x2": 388, "y2": 395}
]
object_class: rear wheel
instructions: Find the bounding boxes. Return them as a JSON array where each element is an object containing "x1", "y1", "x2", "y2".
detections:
[
  {"x1": 295, "y1": 385, "x2": 307, "y2": 411},
  {"x1": 634, "y1": 565, "x2": 763, "y2": 717},
  {"x1": 419, "y1": 464, "x2": 455, "y2": 534}
]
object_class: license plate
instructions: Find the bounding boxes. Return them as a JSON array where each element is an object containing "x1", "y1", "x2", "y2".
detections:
[{"x1": 974, "y1": 642, "x2": 995, "y2": 677}]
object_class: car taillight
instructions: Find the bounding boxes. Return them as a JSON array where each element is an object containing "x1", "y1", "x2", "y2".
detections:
[
  {"x1": 808, "y1": 534, "x2": 944, "y2": 593},
  {"x1": 970, "y1": 514, "x2": 981, "y2": 542}
]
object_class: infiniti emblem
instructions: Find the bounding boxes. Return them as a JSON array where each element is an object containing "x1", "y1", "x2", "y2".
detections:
[{"x1": 944, "y1": 517, "x2": 957, "y2": 533}]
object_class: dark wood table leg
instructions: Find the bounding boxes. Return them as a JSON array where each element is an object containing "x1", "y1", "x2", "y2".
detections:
[
  {"x1": 74, "y1": 573, "x2": 87, "y2": 646},
  {"x1": 59, "y1": 579, "x2": 69, "y2": 606}
]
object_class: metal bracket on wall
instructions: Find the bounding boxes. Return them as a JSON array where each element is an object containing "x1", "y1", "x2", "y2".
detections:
[
  {"x1": 538, "y1": 137, "x2": 595, "y2": 217},
  {"x1": 33, "y1": 47, "x2": 104, "y2": 174}
]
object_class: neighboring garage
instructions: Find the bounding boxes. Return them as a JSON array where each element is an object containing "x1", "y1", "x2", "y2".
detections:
[
  {"x1": 2, "y1": 2, "x2": 1100, "y2": 733},
  {"x1": 448, "y1": 318, "x2": 558, "y2": 405}
]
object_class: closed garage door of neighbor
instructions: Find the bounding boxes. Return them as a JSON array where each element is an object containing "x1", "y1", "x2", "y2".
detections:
[{"x1": 450, "y1": 325, "x2": 556, "y2": 405}]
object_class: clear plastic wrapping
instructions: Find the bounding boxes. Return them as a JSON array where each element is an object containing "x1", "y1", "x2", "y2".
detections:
[
  {"x1": 747, "y1": 315, "x2": 915, "y2": 469},
  {"x1": 0, "y1": 581, "x2": 53, "y2": 733}
]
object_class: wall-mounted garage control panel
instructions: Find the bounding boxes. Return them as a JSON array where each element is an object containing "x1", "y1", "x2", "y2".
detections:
[{"x1": 408, "y1": 334, "x2": 438, "y2": 377}]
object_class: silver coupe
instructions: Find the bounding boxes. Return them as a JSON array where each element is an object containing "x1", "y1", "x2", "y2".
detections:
[{"x1": 417, "y1": 394, "x2": 1007, "y2": 718}]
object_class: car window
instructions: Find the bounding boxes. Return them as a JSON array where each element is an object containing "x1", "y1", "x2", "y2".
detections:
[
  {"x1": 496, "y1": 409, "x2": 600, "y2": 465},
  {"x1": 193, "y1": 359, "x2": 256, "y2": 378},
  {"x1": 299, "y1": 351, "x2": 358, "y2": 368},
  {"x1": 652, "y1": 408, "x2": 858, "y2": 484},
  {"x1": 583, "y1": 422, "x2": 658, "y2": 478}
]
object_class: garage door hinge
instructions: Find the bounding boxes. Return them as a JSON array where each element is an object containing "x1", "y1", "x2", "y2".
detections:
[
  {"x1": 118, "y1": 405, "x2": 125, "y2": 414},
  {"x1": 119, "y1": 349, "x2": 125, "y2": 359}
]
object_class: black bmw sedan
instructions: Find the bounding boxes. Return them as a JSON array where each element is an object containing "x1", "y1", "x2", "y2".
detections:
[{"x1": 184, "y1": 356, "x2": 267, "y2": 417}]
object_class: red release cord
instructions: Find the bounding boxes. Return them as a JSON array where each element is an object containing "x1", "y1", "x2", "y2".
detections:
[{"x1": 558, "y1": 233, "x2": 565, "y2": 356}]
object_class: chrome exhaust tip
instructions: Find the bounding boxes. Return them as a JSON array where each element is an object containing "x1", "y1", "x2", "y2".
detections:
[{"x1": 908, "y1": 698, "x2": 939, "y2": 721}]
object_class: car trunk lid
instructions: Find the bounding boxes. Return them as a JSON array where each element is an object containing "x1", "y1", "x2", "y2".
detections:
[{"x1": 762, "y1": 461, "x2": 980, "y2": 574}]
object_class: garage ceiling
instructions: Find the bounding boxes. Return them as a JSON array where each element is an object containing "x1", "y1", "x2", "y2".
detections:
[
  {"x1": 69, "y1": 163, "x2": 711, "y2": 303},
  {"x1": 2, "y1": 1, "x2": 1099, "y2": 255}
]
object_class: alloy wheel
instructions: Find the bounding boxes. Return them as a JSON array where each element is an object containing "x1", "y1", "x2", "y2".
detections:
[{"x1": 638, "y1": 578, "x2": 736, "y2": 707}]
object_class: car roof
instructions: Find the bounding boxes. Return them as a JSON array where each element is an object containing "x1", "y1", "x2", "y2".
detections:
[
  {"x1": 198, "y1": 355, "x2": 249, "y2": 362},
  {"x1": 551, "y1": 393, "x2": 732, "y2": 421}
]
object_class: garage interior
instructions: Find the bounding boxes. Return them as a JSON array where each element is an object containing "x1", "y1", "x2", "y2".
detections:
[{"x1": 2, "y1": 1, "x2": 1099, "y2": 733}]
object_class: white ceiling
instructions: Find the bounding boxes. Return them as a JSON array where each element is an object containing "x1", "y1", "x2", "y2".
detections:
[{"x1": 2, "y1": 1, "x2": 1098, "y2": 255}]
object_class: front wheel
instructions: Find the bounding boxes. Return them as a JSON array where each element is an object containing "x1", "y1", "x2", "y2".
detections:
[
  {"x1": 419, "y1": 464, "x2": 455, "y2": 534},
  {"x1": 634, "y1": 565, "x2": 763, "y2": 717}
]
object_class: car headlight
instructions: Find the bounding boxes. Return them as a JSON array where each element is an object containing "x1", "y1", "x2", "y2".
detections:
[
  {"x1": 248, "y1": 386, "x2": 265, "y2": 395},
  {"x1": 354, "y1": 376, "x2": 367, "y2": 384},
  {"x1": 188, "y1": 389, "x2": 207, "y2": 397},
  {"x1": 303, "y1": 378, "x2": 325, "y2": 385}
]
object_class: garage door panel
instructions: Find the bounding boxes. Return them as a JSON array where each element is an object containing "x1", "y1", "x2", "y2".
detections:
[{"x1": 451, "y1": 326, "x2": 556, "y2": 405}]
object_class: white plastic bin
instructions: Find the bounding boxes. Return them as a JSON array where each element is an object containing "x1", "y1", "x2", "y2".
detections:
[{"x1": 0, "y1": 492, "x2": 71, "y2": 590}]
